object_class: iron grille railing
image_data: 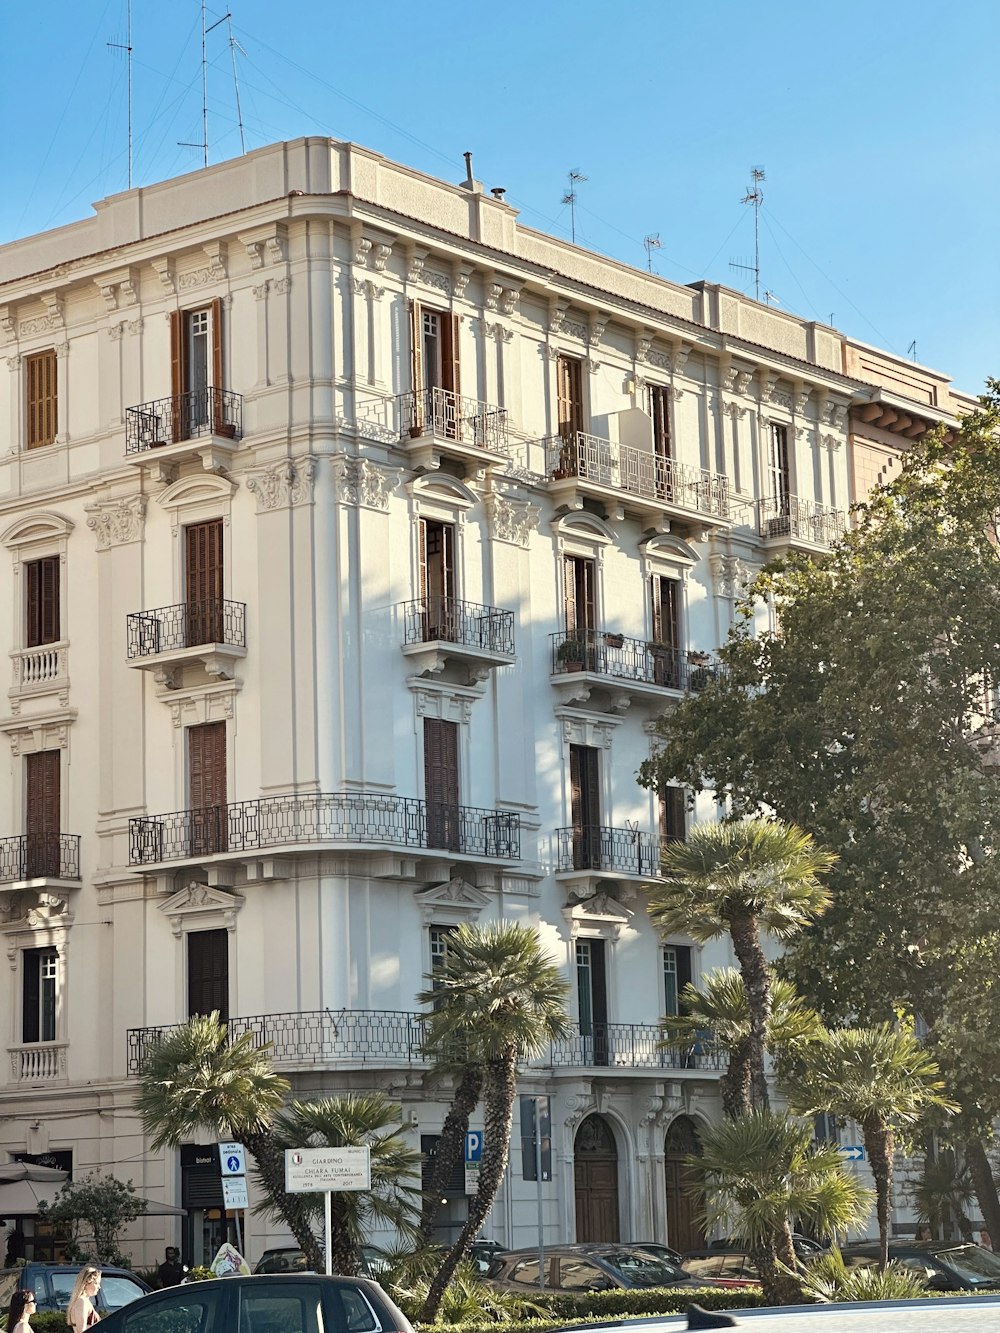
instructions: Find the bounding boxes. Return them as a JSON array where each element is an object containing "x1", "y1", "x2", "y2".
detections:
[
  {"x1": 126, "y1": 1009, "x2": 724, "y2": 1076},
  {"x1": 555, "y1": 824, "x2": 667, "y2": 876},
  {"x1": 756, "y1": 495, "x2": 844, "y2": 547},
  {"x1": 550, "y1": 629, "x2": 717, "y2": 692},
  {"x1": 544, "y1": 433, "x2": 730, "y2": 518},
  {"x1": 398, "y1": 388, "x2": 509, "y2": 455},
  {"x1": 402, "y1": 597, "x2": 515, "y2": 656},
  {"x1": 0, "y1": 834, "x2": 81, "y2": 882},
  {"x1": 126, "y1": 598, "x2": 246, "y2": 659},
  {"x1": 129, "y1": 792, "x2": 521, "y2": 865},
  {"x1": 125, "y1": 387, "x2": 243, "y2": 454}
]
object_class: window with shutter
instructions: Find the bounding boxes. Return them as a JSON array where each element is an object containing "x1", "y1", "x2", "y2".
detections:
[
  {"x1": 25, "y1": 750, "x2": 61, "y2": 877},
  {"x1": 184, "y1": 519, "x2": 224, "y2": 644},
  {"x1": 659, "y1": 787, "x2": 687, "y2": 844},
  {"x1": 25, "y1": 350, "x2": 58, "y2": 449},
  {"x1": 649, "y1": 385, "x2": 673, "y2": 460},
  {"x1": 768, "y1": 423, "x2": 791, "y2": 504},
  {"x1": 663, "y1": 944, "x2": 692, "y2": 1017},
  {"x1": 650, "y1": 575, "x2": 681, "y2": 687},
  {"x1": 22, "y1": 947, "x2": 58, "y2": 1043},
  {"x1": 556, "y1": 356, "x2": 583, "y2": 442},
  {"x1": 187, "y1": 722, "x2": 228, "y2": 855},
  {"x1": 569, "y1": 744, "x2": 601, "y2": 869},
  {"x1": 576, "y1": 938, "x2": 609, "y2": 1064},
  {"x1": 419, "y1": 519, "x2": 456, "y2": 639},
  {"x1": 424, "y1": 718, "x2": 460, "y2": 852},
  {"x1": 170, "y1": 301, "x2": 223, "y2": 440},
  {"x1": 187, "y1": 928, "x2": 229, "y2": 1020},
  {"x1": 564, "y1": 557, "x2": 596, "y2": 635},
  {"x1": 25, "y1": 556, "x2": 60, "y2": 647}
]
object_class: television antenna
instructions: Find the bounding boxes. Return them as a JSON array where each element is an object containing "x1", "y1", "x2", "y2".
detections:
[
  {"x1": 729, "y1": 165, "x2": 765, "y2": 301},
  {"x1": 907, "y1": 340, "x2": 917, "y2": 362},
  {"x1": 179, "y1": 3, "x2": 233, "y2": 167},
  {"x1": 763, "y1": 290, "x2": 780, "y2": 306},
  {"x1": 226, "y1": 14, "x2": 247, "y2": 154},
  {"x1": 643, "y1": 233, "x2": 662, "y2": 273},
  {"x1": 107, "y1": 0, "x2": 134, "y2": 189},
  {"x1": 561, "y1": 169, "x2": 587, "y2": 244}
]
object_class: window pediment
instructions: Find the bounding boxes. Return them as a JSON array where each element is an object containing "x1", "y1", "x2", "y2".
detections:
[
  {"x1": 157, "y1": 474, "x2": 238, "y2": 512},
  {"x1": 160, "y1": 882, "x2": 244, "y2": 936},
  {"x1": 2, "y1": 512, "x2": 74, "y2": 550},
  {"x1": 415, "y1": 876, "x2": 491, "y2": 924}
]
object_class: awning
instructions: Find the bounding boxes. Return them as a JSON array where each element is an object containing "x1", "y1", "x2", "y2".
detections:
[{"x1": 0, "y1": 1163, "x2": 185, "y2": 1218}]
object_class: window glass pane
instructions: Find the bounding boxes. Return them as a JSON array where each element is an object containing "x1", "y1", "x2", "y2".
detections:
[
  {"x1": 339, "y1": 1287, "x2": 379, "y2": 1333},
  {"x1": 124, "y1": 1292, "x2": 219, "y2": 1333},
  {"x1": 558, "y1": 1259, "x2": 606, "y2": 1289},
  {"x1": 100, "y1": 1277, "x2": 149, "y2": 1311},
  {"x1": 238, "y1": 1288, "x2": 321, "y2": 1333},
  {"x1": 576, "y1": 941, "x2": 594, "y2": 1033},
  {"x1": 663, "y1": 947, "x2": 678, "y2": 1016}
]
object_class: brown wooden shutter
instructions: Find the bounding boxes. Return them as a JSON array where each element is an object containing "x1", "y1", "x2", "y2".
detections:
[
  {"x1": 26, "y1": 556, "x2": 60, "y2": 647},
  {"x1": 569, "y1": 744, "x2": 601, "y2": 869},
  {"x1": 650, "y1": 384, "x2": 672, "y2": 459},
  {"x1": 26, "y1": 350, "x2": 58, "y2": 449},
  {"x1": 660, "y1": 788, "x2": 686, "y2": 842},
  {"x1": 26, "y1": 750, "x2": 60, "y2": 835},
  {"x1": 170, "y1": 310, "x2": 186, "y2": 443},
  {"x1": 651, "y1": 575, "x2": 679, "y2": 648},
  {"x1": 211, "y1": 296, "x2": 224, "y2": 432},
  {"x1": 441, "y1": 313, "x2": 461, "y2": 399},
  {"x1": 188, "y1": 721, "x2": 227, "y2": 856},
  {"x1": 185, "y1": 519, "x2": 224, "y2": 643},
  {"x1": 410, "y1": 301, "x2": 423, "y2": 394},
  {"x1": 424, "y1": 718, "x2": 460, "y2": 851},
  {"x1": 557, "y1": 356, "x2": 582, "y2": 441},
  {"x1": 187, "y1": 928, "x2": 229, "y2": 1020},
  {"x1": 563, "y1": 557, "x2": 578, "y2": 634}
]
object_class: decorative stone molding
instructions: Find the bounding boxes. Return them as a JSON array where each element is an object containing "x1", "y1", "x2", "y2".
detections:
[
  {"x1": 422, "y1": 269, "x2": 450, "y2": 296},
  {"x1": 635, "y1": 331, "x2": 654, "y2": 363},
  {"x1": 333, "y1": 458, "x2": 398, "y2": 511},
  {"x1": 164, "y1": 682, "x2": 239, "y2": 727},
  {"x1": 414, "y1": 876, "x2": 491, "y2": 923},
  {"x1": 500, "y1": 286, "x2": 520, "y2": 316},
  {"x1": 409, "y1": 680, "x2": 480, "y2": 725},
  {"x1": 85, "y1": 495, "x2": 147, "y2": 549},
  {"x1": 5, "y1": 355, "x2": 21, "y2": 371},
  {"x1": 485, "y1": 494, "x2": 539, "y2": 548},
  {"x1": 557, "y1": 712, "x2": 619, "y2": 750},
  {"x1": 549, "y1": 301, "x2": 568, "y2": 335},
  {"x1": 127, "y1": 318, "x2": 143, "y2": 336},
  {"x1": 723, "y1": 400, "x2": 748, "y2": 422},
  {"x1": 710, "y1": 553, "x2": 754, "y2": 599},
  {"x1": 647, "y1": 348, "x2": 669, "y2": 371},
  {"x1": 152, "y1": 257, "x2": 175, "y2": 293},
  {"x1": 107, "y1": 323, "x2": 125, "y2": 341},
  {"x1": 735, "y1": 369, "x2": 754, "y2": 395},
  {"x1": 563, "y1": 1092, "x2": 595, "y2": 1132},
  {"x1": 590, "y1": 312, "x2": 609, "y2": 346},
  {"x1": 820, "y1": 433, "x2": 842, "y2": 452},
  {"x1": 670, "y1": 343, "x2": 691, "y2": 375},
  {"x1": 252, "y1": 281, "x2": 270, "y2": 302},
  {"x1": 584, "y1": 356, "x2": 601, "y2": 375},
  {"x1": 406, "y1": 249, "x2": 427, "y2": 283},
  {"x1": 822, "y1": 398, "x2": 848, "y2": 430},
  {"x1": 373, "y1": 242, "x2": 393, "y2": 272},
  {"x1": 0, "y1": 890, "x2": 72, "y2": 929},
  {"x1": 0, "y1": 307, "x2": 16, "y2": 340},
  {"x1": 563, "y1": 319, "x2": 587, "y2": 342},
  {"x1": 160, "y1": 883, "x2": 245, "y2": 936},
  {"x1": 97, "y1": 281, "x2": 119, "y2": 312},
  {"x1": 485, "y1": 281, "x2": 502, "y2": 312},
  {"x1": 352, "y1": 277, "x2": 385, "y2": 301},
  {"x1": 55, "y1": 341, "x2": 69, "y2": 359},
  {"x1": 246, "y1": 457, "x2": 318, "y2": 512},
  {"x1": 452, "y1": 265, "x2": 473, "y2": 298},
  {"x1": 272, "y1": 276, "x2": 291, "y2": 296},
  {"x1": 795, "y1": 387, "x2": 812, "y2": 414},
  {"x1": 0, "y1": 711, "x2": 77, "y2": 756},
  {"x1": 563, "y1": 890, "x2": 634, "y2": 937},
  {"x1": 354, "y1": 236, "x2": 373, "y2": 266}
]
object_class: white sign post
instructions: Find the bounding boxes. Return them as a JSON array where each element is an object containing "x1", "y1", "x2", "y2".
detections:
[
  {"x1": 284, "y1": 1147, "x2": 372, "y2": 1276},
  {"x1": 218, "y1": 1142, "x2": 248, "y2": 1254}
]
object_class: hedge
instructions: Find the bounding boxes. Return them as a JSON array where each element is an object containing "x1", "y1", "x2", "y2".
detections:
[{"x1": 411, "y1": 1286, "x2": 766, "y2": 1332}]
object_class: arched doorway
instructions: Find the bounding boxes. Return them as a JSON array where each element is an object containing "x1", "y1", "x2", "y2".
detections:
[
  {"x1": 664, "y1": 1115, "x2": 705, "y2": 1253},
  {"x1": 574, "y1": 1114, "x2": 620, "y2": 1241}
]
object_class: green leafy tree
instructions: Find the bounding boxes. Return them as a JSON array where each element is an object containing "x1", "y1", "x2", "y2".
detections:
[
  {"x1": 783, "y1": 1024, "x2": 955, "y2": 1270},
  {"x1": 268, "y1": 1093, "x2": 421, "y2": 1275},
  {"x1": 649, "y1": 819, "x2": 834, "y2": 1111},
  {"x1": 694, "y1": 1109, "x2": 873, "y2": 1307},
  {"x1": 639, "y1": 383, "x2": 1000, "y2": 1234},
  {"x1": 416, "y1": 922, "x2": 571, "y2": 1323},
  {"x1": 134, "y1": 1012, "x2": 322, "y2": 1270},
  {"x1": 36, "y1": 1173, "x2": 147, "y2": 1266},
  {"x1": 660, "y1": 969, "x2": 823, "y2": 1119},
  {"x1": 904, "y1": 1150, "x2": 975, "y2": 1241}
]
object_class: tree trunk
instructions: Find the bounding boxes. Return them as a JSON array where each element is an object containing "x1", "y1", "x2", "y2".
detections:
[
  {"x1": 419, "y1": 1050, "x2": 518, "y2": 1323},
  {"x1": 720, "y1": 1040, "x2": 752, "y2": 1119},
  {"x1": 728, "y1": 913, "x2": 771, "y2": 1110},
  {"x1": 244, "y1": 1128, "x2": 323, "y2": 1272},
  {"x1": 419, "y1": 1064, "x2": 484, "y2": 1243},
  {"x1": 966, "y1": 1134, "x2": 1000, "y2": 1245},
  {"x1": 861, "y1": 1115, "x2": 893, "y2": 1271},
  {"x1": 328, "y1": 1193, "x2": 357, "y2": 1276},
  {"x1": 751, "y1": 1228, "x2": 801, "y2": 1308}
]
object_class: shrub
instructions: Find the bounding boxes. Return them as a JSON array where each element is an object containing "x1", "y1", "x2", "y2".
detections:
[{"x1": 794, "y1": 1247, "x2": 930, "y2": 1303}]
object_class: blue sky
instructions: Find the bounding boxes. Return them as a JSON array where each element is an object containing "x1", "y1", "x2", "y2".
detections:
[{"x1": 1, "y1": 0, "x2": 996, "y2": 394}]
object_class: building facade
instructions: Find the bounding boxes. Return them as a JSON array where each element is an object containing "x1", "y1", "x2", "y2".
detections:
[{"x1": 0, "y1": 137, "x2": 971, "y2": 1265}]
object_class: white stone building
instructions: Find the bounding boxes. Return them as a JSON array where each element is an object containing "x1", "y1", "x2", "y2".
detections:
[{"x1": 0, "y1": 136, "x2": 945, "y2": 1266}]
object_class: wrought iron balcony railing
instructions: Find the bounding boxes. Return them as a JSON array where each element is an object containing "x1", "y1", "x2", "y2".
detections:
[
  {"x1": 544, "y1": 433, "x2": 730, "y2": 519},
  {"x1": 129, "y1": 792, "x2": 521, "y2": 865},
  {"x1": 126, "y1": 598, "x2": 246, "y2": 659},
  {"x1": 0, "y1": 834, "x2": 81, "y2": 882},
  {"x1": 555, "y1": 824, "x2": 666, "y2": 877},
  {"x1": 126, "y1": 1009, "x2": 724, "y2": 1076},
  {"x1": 756, "y1": 494, "x2": 844, "y2": 547},
  {"x1": 402, "y1": 596, "x2": 515, "y2": 656},
  {"x1": 550, "y1": 629, "x2": 717, "y2": 692},
  {"x1": 125, "y1": 387, "x2": 243, "y2": 454},
  {"x1": 398, "y1": 387, "x2": 508, "y2": 455}
]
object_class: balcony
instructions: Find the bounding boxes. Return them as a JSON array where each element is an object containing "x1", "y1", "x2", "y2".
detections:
[
  {"x1": 550, "y1": 629, "x2": 717, "y2": 710},
  {"x1": 126, "y1": 598, "x2": 246, "y2": 688},
  {"x1": 755, "y1": 495, "x2": 844, "y2": 553},
  {"x1": 125, "y1": 387, "x2": 243, "y2": 476},
  {"x1": 401, "y1": 596, "x2": 516, "y2": 683},
  {"x1": 8, "y1": 1042, "x2": 67, "y2": 1084},
  {"x1": 542, "y1": 433, "x2": 730, "y2": 532},
  {"x1": 126, "y1": 1009, "x2": 723, "y2": 1078},
  {"x1": 556, "y1": 824, "x2": 667, "y2": 881},
  {"x1": 10, "y1": 641, "x2": 69, "y2": 699},
  {"x1": 395, "y1": 388, "x2": 509, "y2": 474},
  {"x1": 0, "y1": 833, "x2": 81, "y2": 884},
  {"x1": 129, "y1": 791, "x2": 521, "y2": 873}
]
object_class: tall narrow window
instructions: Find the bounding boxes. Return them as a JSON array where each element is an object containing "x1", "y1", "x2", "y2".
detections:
[
  {"x1": 662, "y1": 944, "x2": 692, "y2": 1018},
  {"x1": 649, "y1": 385, "x2": 673, "y2": 460},
  {"x1": 576, "y1": 939, "x2": 608, "y2": 1065},
  {"x1": 564, "y1": 557, "x2": 596, "y2": 635},
  {"x1": 569, "y1": 744, "x2": 601, "y2": 870},
  {"x1": 768, "y1": 423, "x2": 790, "y2": 505},
  {"x1": 188, "y1": 722, "x2": 227, "y2": 856},
  {"x1": 556, "y1": 355, "x2": 583, "y2": 444},
  {"x1": 418, "y1": 519, "x2": 456, "y2": 640},
  {"x1": 659, "y1": 788, "x2": 687, "y2": 845},
  {"x1": 410, "y1": 303, "x2": 461, "y2": 438},
  {"x1": 184, "y1": 519, "x2": 224, "y2": 645},
  {"x1": 25, "y1": 750, "x2": 61, "y2": 878},
  {"x1": 170, "y1": 300, "x2": 223, "y2": 441},
  {"x1": 22, "y1": 947, "x2": 58, "y2": 1043},
  {"x1": 424, "y1": 718, "x2": 460, "y2": 852},
  {"x1": 25, "y1": 556, "x2": 60, "y2": 647},
  {"x1": 187, "y1": 928, "x2": 229, "y2": 1020},
  {"x1": 26, "y1": 350, "x2": 58, "y2": 450},
  {"x1": 650, "y1": 575, "x2": 681, "y2": 687},
  {"x1": 429, "y1": 924, "x2": 457, "y2": 997}
]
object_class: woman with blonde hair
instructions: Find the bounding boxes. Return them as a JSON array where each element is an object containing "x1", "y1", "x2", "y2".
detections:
[{"x1": 66, "y1": 1268, "x2": 101, "y2": 1332}]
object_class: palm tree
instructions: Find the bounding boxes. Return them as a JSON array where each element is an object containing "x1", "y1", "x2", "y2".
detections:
[
  {"x1": 660, "y1": 969, "x2": 823, "y2": 1118},
  {"x1": 268, "y1": 1093, "x2": 422, "y2": 1274},
  {"x1": 784, "y1": 1024, "x2": 956, "y2": 1270},
  {"x1": 416, "y1": 922, "x2": 571, "y2": 1323},
  {"x1": 134, "y1": 1012, "x2": 323, "y2": 1269},
  {"x1": 695, "y1": 1108, "x2": 873, "y2": 1307},
  {"x1": 649, "y1": 818, "x2": 835, "y2": 1109},
  {"x1": 416, "y1": 1058, "x2": 485, "y2": 1244},
  {"x1": 904, "y1": 1150, "x2": 975, "y2": 1241}
]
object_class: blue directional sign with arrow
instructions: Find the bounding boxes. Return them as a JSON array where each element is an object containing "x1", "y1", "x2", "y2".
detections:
[{"x1": 839, "y1": 1145, "x2": 866, "y2": 1162}]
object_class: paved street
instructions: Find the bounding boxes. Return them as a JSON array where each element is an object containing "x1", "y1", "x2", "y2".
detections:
[{"x1": 580, "y1": 1297, "x2": 1000, "y2": 1333}]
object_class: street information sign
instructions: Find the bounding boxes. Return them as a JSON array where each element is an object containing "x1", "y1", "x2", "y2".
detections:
[
  {"x1": 222, "y1": 1176, "x2": 249, "y2": 1209},
  {"x1": 284, "y1": 1146, "x2": 372, "y2": 1193},
  {"x1": 218, "y1": 1142, "x2": 247, "y2": 1176}
]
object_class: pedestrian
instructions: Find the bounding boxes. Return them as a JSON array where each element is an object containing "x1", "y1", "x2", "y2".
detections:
[
  {"x1": 157, "y1": 1246, "x2": 186, "y2": 1287},
  {"x1": 66, "y1": 1267, "x2": 101, "y2": 1333},
  {"x1": 915, "y1": 1225, "x2": 932, "y2": 1241},
  {"x1": 5, "y1": 1228, "x2": 26, "y2": 1265},
  {"x1": 980, "y1": 1229, "x2": 993, "y2": 1250},
  {"x1": 6, "y1": 1289, "x2": 36, "y2": 1333}
]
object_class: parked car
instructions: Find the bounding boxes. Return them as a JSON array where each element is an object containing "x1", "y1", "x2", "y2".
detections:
[
  {"x1": 0, "y1": 1263, "x2": 150, "y2": 1315},
  {"x1": 840, "y1": 1239, "x2": 1000, "y2": 1290},
  {"x1": 93, "y1": 1274, "x2": 414, "y2": 1333},
  {"x1": 253, "y1": 1245, "x2": 388, "y2": 1276},
  {"x1": 486, "y1": 1243, "x2": 730, "y2": 1292},
  {"x1": 626, "y1": 1241, "x2": 683, "y2": 1264},
  {"x1": 468, "y1": 1238, "x2": 507, "y2": 1275},
  {"x1": 681, "y1": 1249, "x2": 762, "y2": 1288}
]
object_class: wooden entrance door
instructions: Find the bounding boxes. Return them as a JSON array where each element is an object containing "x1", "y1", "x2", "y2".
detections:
[
  {"x1": 424, "y1": 718, "x2": 460, "y2": 852},
  {"x1": 185, "y1": 519, "x2": 224, "y2": 645},
  {"x1": 574, "y1": 1114, "x2": 619, "y2": 1242},
  {"x1": 665, "y1": 1116, "x2": 705, "y2": 1252},
  {"x1": 25, "y1": 750, "x2": 60, "y2": 877},
  {"x1": 188, "y1": 722, "x2": 227, "y2": 856}
]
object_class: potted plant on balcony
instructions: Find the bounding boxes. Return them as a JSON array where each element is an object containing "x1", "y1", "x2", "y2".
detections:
[
  {"x1": 557, "y1": 636, "x2": 589, "y2": 672},
  {"x1": 604, "y1": 632, "x2": 624, "y2": 650},
  {"x1": 686, "y1": 650, "x2": 714, "y2": 692}
]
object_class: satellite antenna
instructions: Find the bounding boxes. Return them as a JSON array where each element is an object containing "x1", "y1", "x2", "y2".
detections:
[
  {"x1": 643, "y1": 233, "x2": 662, "y2": 273},
  {"x1": 179, "y1": 3, "x2": 232, "y2": 166},
  {"x1": 730, "y1": 165, "x2": 765, "y2": 301},
  {"x1": 226, "y1": 14, "x2": 247, "y2": 155},
  {"x1": 561, "y1": 169, "x2": 587, "y2": 244},
  {"x1": 107, "y1": 0, "x2": 133, "y2": 188}
]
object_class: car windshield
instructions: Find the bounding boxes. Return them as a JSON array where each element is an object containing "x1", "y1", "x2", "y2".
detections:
[
  {"x1": 599, "y1": 1249, "x2": 686, "y2": 1286},
  {"x1": 935, "y1": 1245, "x2": 1000, "y2": 1284}
]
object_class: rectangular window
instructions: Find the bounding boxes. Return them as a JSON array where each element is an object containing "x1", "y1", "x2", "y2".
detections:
[
  {"x1": 768, "y1": 422, "x2": 791, "y2": 503},
  {"x1": 569, "y1": 744, "x2": 601, "y2": 869},
  {"x1": 424, "y1": 718, "x2": 460, "y2": 852},
  {"x1": 22, "y1": 947, "x2": 58, "y2": 1042},
  {"x1": 564, "y1": 556, "x2": 596, "y2": 635},
  {"x1": 25, "y1": 749, "x2": 61, "y2": 877},
  {"x1": 418, "y1": 519, "x2": 456, "y2": 640},
  {"x1": 187, "y1": 721, "x2": 228, "y2": 855},
  {"x1": 410, "y1": 303, "x2": 460, "y2": 401},
  {"x1": 813, "y1": 1112, "x2": 840, "y2": 1145},
  {"x1": 649, "y1": 384, "x2": 673, "y2": 460},
  {"x1": 25, "y1": 556, "x2": 60, "y2": 647},
  {"x1": 26, "y1": 349, "x2": 58, "y2": 449},
  {"x1": 659, "y1": 787, "x2": 686, "y2": 843},
  {"x1": 556, "y1": 356, "x2": 584, "y2": 442},
  {"x1": 170, "y1": 300, "x2": 223, "y2": 441},
  {"x1": 187, "y1": 928, "x2": 229, "y2": 1021},
  {"x1": 662, "y1": 944, "x2": 692, "y2": 1017},
  {"x1": 576, "y1": 938, "x2": 608, "y2": 1065},
  {"x1": 429, "y1": 924, "x2": 456, "y2": 997},
  {"x1": 184, "y1": 519, "x2": 224, "y2": 644}
]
